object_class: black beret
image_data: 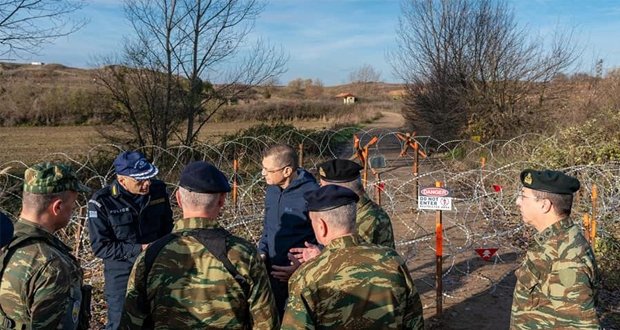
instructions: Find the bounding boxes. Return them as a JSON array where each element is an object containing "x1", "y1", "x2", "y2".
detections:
[
  {"x1": 318, "y1": 159, "x2": 363, "y2": 182},
  {"x1": 179, "y1": 161, "x2": 231, "y2": 193},
  {"x1": 520, "y1": 169, "x2": 580, "y2": 195},
  {"x1": 304, "y1": 185, "x2": 359, "y2": 212}
]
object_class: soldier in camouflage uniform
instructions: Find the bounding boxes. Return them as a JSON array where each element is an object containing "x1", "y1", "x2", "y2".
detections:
[
  {"x1": 120, "y1": 161, "x2": 278, "y2": 330},
  {"x1": 0, "y1": 163, "x2": 91, "y2": 330},
  {"x1": 318, "y1": 159, "x2": 394, "y2": 248},
  {"x1": 282, "y1": 185, "x2": 424, "y2": 330},
  {"x1": 511, "y1": 169, "x2": 600, "y2": 329}
]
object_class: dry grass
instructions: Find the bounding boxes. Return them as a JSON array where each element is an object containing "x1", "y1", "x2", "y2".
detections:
[{"x1": 0, "y1": 120, "x2": 334, "y2": 165}]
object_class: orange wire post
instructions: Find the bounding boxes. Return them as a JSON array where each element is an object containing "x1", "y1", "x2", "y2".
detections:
[
  {"x1": 583, "y1": 214, "x2": 591, "y2": 244},
  {"x1": 435, "y1": 181, "x2": 443, "y2": 318},
  {"x1": 374, "y1": 170, "x2": 381, "y2": 206},
  {"x1": 233, "y1": 158, "x2": 238, "y2": 213},
  {"x1": 591, "y1": 184, "x2": 597, "y2": 249},
  {"x1": 298, "y1": 143, "x2": 304, "y2": 168}
]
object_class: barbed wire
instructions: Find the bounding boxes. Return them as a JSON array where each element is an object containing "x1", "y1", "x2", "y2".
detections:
[{"x1": 1, "y1": 128, "x2": 618, "y2": 317}]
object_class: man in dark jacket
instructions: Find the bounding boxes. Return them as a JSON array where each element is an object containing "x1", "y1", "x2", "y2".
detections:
[
  {"x1": 88, "y1": 151, "x2": 173, "y2": 330},
  {"x1": 258, "y1": 144, "x2": 319, "y2": 318}
]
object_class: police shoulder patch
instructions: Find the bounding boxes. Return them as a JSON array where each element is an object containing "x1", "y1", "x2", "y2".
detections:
[{"x1": 88, "y1": 199, "x2": 102, "y2": 208}]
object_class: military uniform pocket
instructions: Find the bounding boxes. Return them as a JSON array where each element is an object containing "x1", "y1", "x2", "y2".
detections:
[
  {"x1": 110, "y1": 214, "x2": 136, "y2": 240},
  {"x1": 515, "y1": 259, "x2": 543, "y2": 310}
]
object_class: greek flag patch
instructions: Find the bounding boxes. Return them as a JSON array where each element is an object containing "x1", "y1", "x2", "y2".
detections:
[{"x1": 89, "y1": 211, "x2": 98, "y2": 218}]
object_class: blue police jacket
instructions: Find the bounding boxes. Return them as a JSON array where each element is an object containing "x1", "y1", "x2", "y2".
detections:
[
  {"x1": 87, "y1": 179, "x2": 173, "y2": 294},
  {"x1": 259, "y1": 168, "x2": 319, "y2": 267}
]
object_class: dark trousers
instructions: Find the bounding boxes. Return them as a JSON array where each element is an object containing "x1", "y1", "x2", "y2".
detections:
[
  {"x1": 105, "y1": 292, "x2": 125, "y2": 330},
  {"x1": 269, "y1": 275, "x2": 289, "y2": 319}
]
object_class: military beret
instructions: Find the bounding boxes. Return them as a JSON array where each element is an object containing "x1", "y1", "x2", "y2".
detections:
[
  {"x1": 23, "y1": 162, "x2": 90, "y2": 194},
  {"x1": 114, "y1": 151, "x2": 159, "y2": 180},
  {"x1": 0, "y1": 211, "x2": 13, "y2": 248},
  {"x1": 520, "y1": 169, "x2": 580, "y2": 195},
  {"x1": 318, "y1": 159, "x2": 363, "y2": 182},
  {"x1": 179, "y1": 161, "x2": 231, "y2": 193},
  {"x1": 304, "y1": 185, "x2": 359, "y2": 212}
]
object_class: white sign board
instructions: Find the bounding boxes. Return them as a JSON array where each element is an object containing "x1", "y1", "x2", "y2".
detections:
[{"x1": 418, "y1": 186, "x2": 452, "y2": 211}]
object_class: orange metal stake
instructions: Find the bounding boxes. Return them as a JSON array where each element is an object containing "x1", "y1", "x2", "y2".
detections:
[
  {"x1": 374, "y1": 171, "x2": 381, "y2": 206},
  {"x1": 592, "y1": 184, "x2": 597, "y2": 248},
  {"x1": 233, "y1": 158, "x2": 238, "y2": 213},
  {"x1": 298, "y1": 143, "x2": 304, "y2": 168},
  {"x1": 583, "y1": 214, "x2": 591, "y2": 244},
  {"x1": 435, "y1": 181, "x2": 443, "y2": 318}
]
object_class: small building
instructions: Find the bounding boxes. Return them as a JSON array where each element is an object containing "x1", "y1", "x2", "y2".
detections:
[
  {"x1": 335, "y1": 92, "x2": 356, "y2": 104},
  {"x1": 30, "y1": 62, "x2": 44, "y2": 66}
]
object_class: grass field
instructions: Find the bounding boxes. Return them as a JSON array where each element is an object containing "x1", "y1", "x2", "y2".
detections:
[{"x1": 0, "y1": 120, "x2": 332, "y2": 165}]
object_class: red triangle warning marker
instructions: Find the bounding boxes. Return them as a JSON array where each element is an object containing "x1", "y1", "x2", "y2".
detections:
[{"x1": 475, "y1": 248, "x2": 498, "y2": 261}]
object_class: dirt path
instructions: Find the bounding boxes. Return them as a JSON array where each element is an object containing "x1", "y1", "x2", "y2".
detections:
[{"x1": 349, "y1": 111, "x2": 519, "y2": 330}]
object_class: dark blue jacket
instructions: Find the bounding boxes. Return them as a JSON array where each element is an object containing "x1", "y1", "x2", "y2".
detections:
[
  {"x1": 88, "y1": 180, "x2": 173, "y2": 294},
  {"x1": 259, "y1": 169, "x2": 318, "y2": 268}
]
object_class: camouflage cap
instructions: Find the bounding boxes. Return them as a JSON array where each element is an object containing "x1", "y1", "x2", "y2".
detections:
[{"x1": 23, "y1": 163, "x2": 90, "y2": 194}]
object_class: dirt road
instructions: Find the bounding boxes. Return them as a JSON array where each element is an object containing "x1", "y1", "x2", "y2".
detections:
[{"x1": 351, "y1": 111, "x2": 519, "y2": 330}]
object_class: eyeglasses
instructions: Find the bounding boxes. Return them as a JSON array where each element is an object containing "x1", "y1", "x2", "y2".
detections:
[
  {"x1": 261, "y1": 164, "x2": 290, "y2": 174},
  {"x1": 128, "y1": 177, "x2": 150, "y2": 184},
  {"x1": 516, "y1": 192, "x2": 541, "y2": 200}
]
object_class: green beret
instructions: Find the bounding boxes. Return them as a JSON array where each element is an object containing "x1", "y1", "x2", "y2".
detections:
[
  {"x1": 520, "y1": 169, "x2": 580, "y2": 195},
  {"x1": 23, "y1": 163, "x2": 90, "y2": 194},
  {"x1": 318, "y1": 159, "x2": 363, "y2": 182}
]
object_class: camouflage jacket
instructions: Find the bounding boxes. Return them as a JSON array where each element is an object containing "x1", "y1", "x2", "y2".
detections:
[
  {"x1": 119, "y1": 217, "x2": 279, "y2": 330},
  {"x1": 357, "y1": 193, "x2": 395, "y2": 249},
  {"x1": 0, "y1": 219, "x2": 84, "y2": 330},
  {"x1": 282, "y1": 235, "x2": 424, "y2": 330},
  {"x1": 510, "y1": 218, "x2": 600, "y2": 329}
]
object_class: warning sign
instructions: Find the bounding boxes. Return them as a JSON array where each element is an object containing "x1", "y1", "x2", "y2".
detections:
[
  {"x1": 475, "y1": 248, "x2": 498, "y2": 261},
  {"x1": 418, "y1": 186, "x2": 452, "y2": 210}
]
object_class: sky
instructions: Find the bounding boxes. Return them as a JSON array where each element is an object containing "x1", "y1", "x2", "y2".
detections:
[{"x1": 21, "y1": 0, "x2": 620, "y2": 86}]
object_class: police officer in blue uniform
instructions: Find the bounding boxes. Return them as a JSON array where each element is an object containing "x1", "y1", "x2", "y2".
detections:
[{"x1": 88, "y1": 151, "x2": 173, "y2": 330}]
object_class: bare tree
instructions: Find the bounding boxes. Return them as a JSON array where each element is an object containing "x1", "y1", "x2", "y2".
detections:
[
  {"x1": 0, "y1": 0, "x2": 87, "y2": 59},
  {"x1": 349, "y1": 64, "x2": 381, "y2": 96},
  {"x1": 111, "y1": 0, "x2": 287, "y2": 149},
  {"x1": 389, "y1": 0, "x2": 579, "y2": 140}
]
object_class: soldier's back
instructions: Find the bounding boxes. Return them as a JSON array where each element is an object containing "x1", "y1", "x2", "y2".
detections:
[
  {"x1": 121, "y1": 218, "x2": 278, "y2": 330},
  {"x1": 0, "y1": 221, "x2": 83, "y2": 329},
  {"x1": 283, "y1": 235, "x2": 423, "y2": 330}
]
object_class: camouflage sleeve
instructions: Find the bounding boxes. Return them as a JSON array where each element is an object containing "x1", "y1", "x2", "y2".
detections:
[
  {"x1": 30, "y1": 258, "x2": 81, "y2": 330},
  {"x1": 356, "y1": 203, "x2": 395, "y2": 249},
  {"x1": 401, "y1": 262, "x2": 424, "y2": 330},
  {"x1": 544, "y1": 260, "x2": 599, "y2": 328},
  {"x1": 119, "y1": 252, "x2": 148, "y2": 330},
  {"x1": 281, "y1": 274, "x2": 315, "y2": 330},
  {"x1": 247, "y1": 251, "x2": 279, "y2": 329}
]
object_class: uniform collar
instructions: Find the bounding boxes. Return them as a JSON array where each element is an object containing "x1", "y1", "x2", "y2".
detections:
[
  {"x1": 14, "y1": 218, "x2": 71, "y2": 252},
  {"x1": 173, "y1": 217, "x2": 222, "y2": 232},
  {"x1": 533, "y1": 217, "x2": 573, "y2": 246},
  {"x1": 325, "y1": 234, "x2": 363, "y2": 250},
  {"x1": 358, "y1": 193, "x2": 371, "y2": 207}
]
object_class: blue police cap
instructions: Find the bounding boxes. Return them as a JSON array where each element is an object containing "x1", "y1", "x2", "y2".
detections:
[
  {"x1": 1, "y1": 211, "x2": 14, "y2": 248},
  {"x1": 303, "y1": 185, "x2": 359, "y2": 212},
  {"x1": 114, "y1": 151, "x2": 159, "y2": 180},
  {"x1": 179, "y1": 161, "x2": 231, "y2": 193}
]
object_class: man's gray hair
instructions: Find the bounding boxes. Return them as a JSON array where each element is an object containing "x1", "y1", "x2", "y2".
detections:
[
  {"x1": 178, "y1": 187, "x2": 220, "y2": 210},
  {"x1": 316, "y1": 202, "x2": 357, "y2": 233}
]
